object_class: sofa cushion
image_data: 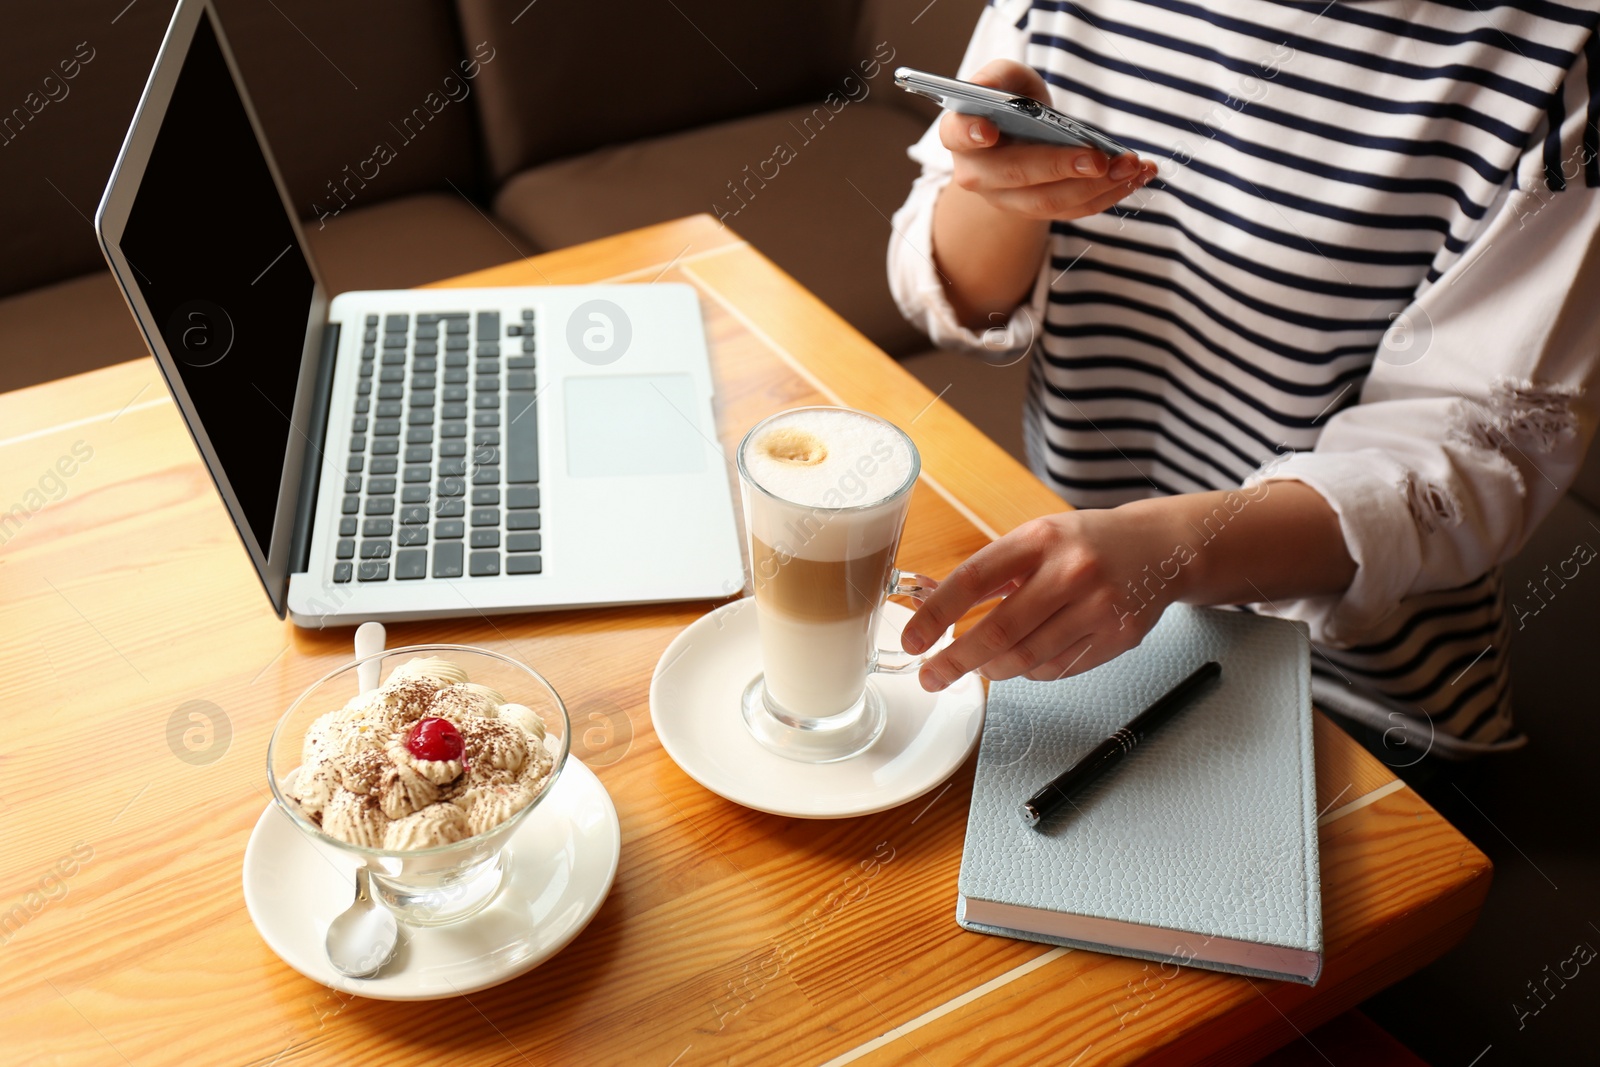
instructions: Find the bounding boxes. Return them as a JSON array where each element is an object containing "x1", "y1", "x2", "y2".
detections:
[
  {"x1": 0, "y1": 193, "x2": 530, "y2": 393},
  {"x1": 457, "y1": 0, "x2": 862, "y2": 183},
  {"x1": 495, "y1": 101, "x2": 930, "y2": 356}
]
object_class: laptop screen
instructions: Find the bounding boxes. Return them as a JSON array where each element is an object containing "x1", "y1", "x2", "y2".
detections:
[{"x1": 119, "y1": 10, "x2": 315, "y2": 554}]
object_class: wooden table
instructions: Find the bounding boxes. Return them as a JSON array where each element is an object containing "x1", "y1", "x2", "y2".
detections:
[{"x1": 0, "y1": 215, "x2": 1489, "y2": 1066}]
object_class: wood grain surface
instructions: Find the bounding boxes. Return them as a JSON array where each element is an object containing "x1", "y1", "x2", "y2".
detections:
[{"x1": 0, "y1": 215, "x2": 1490, "y2": 1066}]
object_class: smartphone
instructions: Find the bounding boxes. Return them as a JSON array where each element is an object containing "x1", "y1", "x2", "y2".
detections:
[{"x1": 893, "y1": 66, "x2": 1130, "y2": 157}]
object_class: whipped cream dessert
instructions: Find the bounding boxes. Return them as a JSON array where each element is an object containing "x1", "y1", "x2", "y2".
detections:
[{"x1": 289, "y1": 656, "x2": 555, "y2": 849}]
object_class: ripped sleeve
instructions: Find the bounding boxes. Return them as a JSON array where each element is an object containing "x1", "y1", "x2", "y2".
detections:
[{"x1": 1249, "y1": 56, "x2": 1600, "y2": 646}]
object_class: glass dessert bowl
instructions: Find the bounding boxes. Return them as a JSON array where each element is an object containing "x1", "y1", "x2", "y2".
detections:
[{"x1": 267, "y1": 644, "x2": 570, "y2": 926}]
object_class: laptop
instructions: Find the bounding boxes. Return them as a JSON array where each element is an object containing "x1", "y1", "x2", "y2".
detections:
[{"x1": 95, "y1": 0, "x2": 743, "y2": 627}]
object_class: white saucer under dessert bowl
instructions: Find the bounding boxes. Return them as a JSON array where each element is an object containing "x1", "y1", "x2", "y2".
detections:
[
  {"x1": 650, "y1": 598, "x2": 986, "y2": 818},
  {"x1": 243, "y1": 757, "x2": 620, "y2": 1000}
]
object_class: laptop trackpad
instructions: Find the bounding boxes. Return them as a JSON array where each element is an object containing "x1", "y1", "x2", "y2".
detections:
[{"x1": 564, "y1": 374, "x2": 710, "y2": 478}]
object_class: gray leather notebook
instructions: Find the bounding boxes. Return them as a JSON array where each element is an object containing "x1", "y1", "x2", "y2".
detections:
[{"x1": 956, "y1": 605, "x2": 1322, "y2": 985}]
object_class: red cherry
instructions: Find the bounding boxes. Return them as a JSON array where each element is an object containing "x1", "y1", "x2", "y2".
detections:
[{"x1": 406, "y1": 717, "x2": 464, "y2": 762}]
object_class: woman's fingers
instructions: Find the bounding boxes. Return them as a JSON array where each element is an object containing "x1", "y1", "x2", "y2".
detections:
[
  {"x1": 915, "y1": 576, "x2": 1067, "y2": 691},
  {"x1": 901, "y1": 537, "x2": 1040, "y2": 656},
  {"x1": 979, "y1": 601, "x2": 1099, "y2": 681}
]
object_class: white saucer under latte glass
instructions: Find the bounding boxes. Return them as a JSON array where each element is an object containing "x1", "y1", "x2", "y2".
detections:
[{"x1": 651, "y1": 407, "x2": 987, "y2": 818}]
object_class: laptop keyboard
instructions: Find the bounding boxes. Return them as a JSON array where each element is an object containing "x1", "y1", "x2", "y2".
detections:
[{"x1": 332, "y1": 309, "x2": 541, "y2": 584}]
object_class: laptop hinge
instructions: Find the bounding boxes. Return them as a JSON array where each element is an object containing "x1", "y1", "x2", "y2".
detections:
[{"x1": 289, "y1": 321, "x2": 340, "y2": 575}]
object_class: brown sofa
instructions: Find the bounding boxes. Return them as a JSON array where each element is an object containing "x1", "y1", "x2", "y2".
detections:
[{"x1": 0, "y1": 0, "x2": 986, "y2": 393}]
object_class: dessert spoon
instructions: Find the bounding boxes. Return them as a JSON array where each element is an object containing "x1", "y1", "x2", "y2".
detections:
[{"x1": 325, "y1": 621, "x2": 399, "y2": 979}]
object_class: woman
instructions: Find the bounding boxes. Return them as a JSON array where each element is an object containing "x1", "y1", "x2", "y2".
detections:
[{"x1": 890, "y1": 0, "x2": 1599, "y2": 755}]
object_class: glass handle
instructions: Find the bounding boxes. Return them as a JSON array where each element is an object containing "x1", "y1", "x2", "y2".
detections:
[{"x1": 872, "y1": 568, "x2": 940, "y2": 675}]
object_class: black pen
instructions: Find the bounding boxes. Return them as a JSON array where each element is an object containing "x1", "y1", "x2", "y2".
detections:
[{"x1": 1020, "y1": 660, "x2": 1222, "y2": 828}]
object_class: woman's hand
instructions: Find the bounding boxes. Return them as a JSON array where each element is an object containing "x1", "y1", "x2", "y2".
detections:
[
  {"x1": 940, "y1": 59, "x2": 1158, "y2": 222},
  {"x1": 901, "y1": 502, "x2": 1186, "y2": 692},
  {"x1": 900, "y1": 483, "x2": 1357, "y2": 693},
  {"x1": 928, "y1": 59, "x2": 1157, "y2": 328}
]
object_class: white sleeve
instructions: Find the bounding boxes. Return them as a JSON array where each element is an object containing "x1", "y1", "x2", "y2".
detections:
[
  {"x1": 886, "y1": 0, "x2": 1046, "y2": 356},
  {"x1": 1251, "y1": 53, "x2": 1600, "y2": 646}
]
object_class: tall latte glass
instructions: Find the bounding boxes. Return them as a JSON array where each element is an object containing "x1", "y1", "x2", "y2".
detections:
[{"x1": 736, "y1": 407, "x2": 936, "y2": 762}]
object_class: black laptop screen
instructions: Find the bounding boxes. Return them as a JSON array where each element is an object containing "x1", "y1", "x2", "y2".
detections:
[{"x1": 120, "y1": 11, "x2": 315, "y2": 554}]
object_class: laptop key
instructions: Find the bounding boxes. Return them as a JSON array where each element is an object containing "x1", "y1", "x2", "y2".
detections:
[
  {"x1": 401, "y1": 486, "x2": 430, "y2": 503},
  {"x1": 404, "y1": 466, "x2": 430, "y2": 483},
  {"x1": 475, "y1": 379, "x2": 500, "y2": 395},
  {"x1": 468, "y1": 551, "x2": 499, "y2": 577},
  {"x1": 399, "y1": 528, "x2": 428, "y2": 546},
  {"x1": 339, "y1": 517, "x2": 358, "y2": 536},
  {"x1": 359, "y1": 362, "x2": 374, "y2": 378},
  {"x1": 438, "y1": 478, "x2": 465, "y2": 497},
  {"x1": 360, "y1": 540, "x2": 392, "y2": 559},
  {"x1": 409, "y1": 410, "x2": 436, "y2": 427},
  {"x1": 413, "y1": 341, "x2": 437, "y2": 357},
  {"x1": 440, "y1": 440, "x2": 466, "y2": 457},
  {"x1": 472, "y1": 445, "x2": 500, "y2": 465},
  {"x1": 415, "y1": 324, "x2": 438, "y2": 340},
  {"x1": 444, "y1": 355, "x2": 468, "y2": 370},
  {"x1": 355, "y1": 397, "x2": 370, "y2": 414},
  {"x1": 440, "y1": 421, "x2": 467, "y2": 438},
  {"x1": 443, "y1": 385, "x2": 468, "y2": 402},
  {"x1": 405, "y1": 446, "x2": 432, "y2": 463},
  {"x1": 381, "y1": 351, "x2": 405, "y2": 366},
  {"x1": 349, "y1": 435, "x2": 366, "y2": 453},
  {"x1": 445, "y1": 336, "x2": 469, "y2": 351},
  {"x1": 372, "y1": 439, "x2": 399, "y2": 455},
  {"x1": 472, "y1": 467, "x2": 500, "y2": 486},
  {"x1": 507, "y1": 486, "x2": 539, "y2": 509},
  {"x1": 368, "y1": 477, "x2": 396, "y2": 494},
  {"x1": 472, "y1": 488, "x2": 499, "y2": 506},
  {"x1": 342, "y1": 495, "x2": 359, "y2": 515},
  {"x1": 435, "y1": 519, "x2": 464, "y2": 539},
  {"x1": 474, "y1": 395, "x2": 498, "y2": 410},
  {"x1": 362, "y1": 518, "x2": 393, "y2": 536},
  {"x1": 436, "y1": 499, "x2": 465, "y2": 517},
  {"x1": 336, "y1": 539, "x2": 355, "y2": 560},
  {"x1": 366, "y1": 497, "x2": 394, "y2": 515},
  {"x1": 506, "y1": 554, "x2": 542, "y2": 575},
  {"x1": 405, "y1": 428, "x2": 432, "y2": 444},
  {"x1": 506, "y1": 356, "x2": 535, "y2": 370},
  {"x1": 385, "y1": 314, "x2": 409, "y2": 333},
  {"x1": 344, "y1": 475, "x2": 361, "y2": 493},
  {"x1": 395, "y1": 549, "x2": 427, "y2": 580},
  {"x1": 370, "y1": 457, "x2": 398, "y2": 474},
  {"x1": 413, "y1": 358, "x2": 436, "y2": 374},
  {"x1": 377, "y1": 401, "x2": 402, "y2": 418},
  {"x1": 442, "y1": 403, "x2": 468, "y2": 420},
  {"x1": 507, "y1": 371, "x2": 536, "y2": 391},
  {"x1": 470, "y1": 507, "x2": 499, "y2": 527},
  {"x1": 470, "y1": 529, "x2": 499, "y2": 548},
  {"x1": 506, "y1": 390, "x2": 538, "y2": 483},
  {"x1": 506, "y1": 532, "x2": 541, "y2": 552},
  {"x1": 475, "y1": 412, "x2": 500, "y2": 427},
  {"x1": 522, "y1": 337, "x2": 535, "y2": 353},
  {"x1": 356, "y1": 560, "x2": 388, "y2": 580},
  {"x1": 477, "y1": 312, "x2": 499, "y2": 337},
  {"x1": 399, "y1": 506, "x2": 428, "y2": 524},
  {"x1": 409, "y1": 391, "x2": 436, "y2": 408},
  {"x1": 432, "y1": 542, "x2": 464, "y2": 578},
  {"x1": 333, "y1": 562, "x2": 353, "y2": 583},
  {"x1": 377, "y1": 384, "x2": 403, "y2": 400},
  {"x1": 366, "y1": 314, "x2": 379, "y2": 327},
  {"x1": 475, "y1": 430, "x2": 501, "y2": 446},
  {"x1": 507, "y1": 510, "x2": 539, "y2": 530},
  {"x1": 439, "y1": 459, "x2": 467, "y2": 477},
  {"x1": 374, "y1": 419, "x2": 400, "y2": 436},
  {"x1": 446, "y1": 318, "x2": 469, "y2": 335},
  {"x1": 475, "y1": 360, "x2": 499, "y2": 375}
]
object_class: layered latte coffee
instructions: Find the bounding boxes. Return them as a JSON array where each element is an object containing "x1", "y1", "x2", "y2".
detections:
[{"x1": 738, "y1": 408, "x2": 916, "y2": 719}]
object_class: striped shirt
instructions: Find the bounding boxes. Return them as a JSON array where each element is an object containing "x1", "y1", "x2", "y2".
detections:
[{"x1": 890, "y1": 0, "x2": 1600, "y2": 754}]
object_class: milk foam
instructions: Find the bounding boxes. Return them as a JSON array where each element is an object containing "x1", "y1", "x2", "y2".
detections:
[
  {"x1": 740, "y1": 409, "x2": 917, "y2": 563},
  {"x1": 741, "y1": 409, "x2": 913, "y2": 509}
]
